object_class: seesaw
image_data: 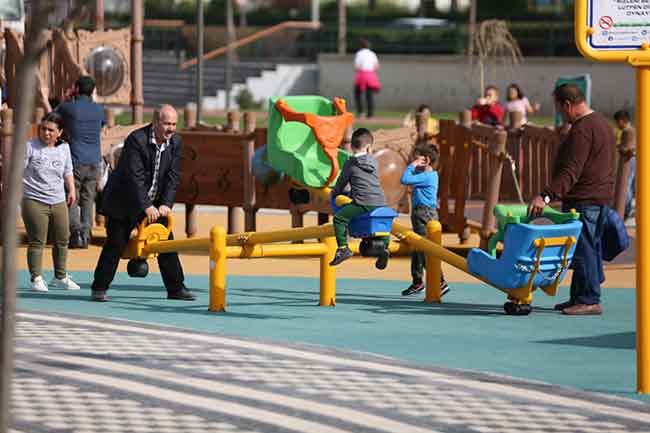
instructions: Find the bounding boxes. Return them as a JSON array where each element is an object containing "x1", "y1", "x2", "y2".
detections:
[{"x1": 119, "y1": 202, "x2": 581, "y2": 316}]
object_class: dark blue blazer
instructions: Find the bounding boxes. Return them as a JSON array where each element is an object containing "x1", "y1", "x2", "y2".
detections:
[{"x1": 101, "y1": 124, "x2": 182, "y2": 226}]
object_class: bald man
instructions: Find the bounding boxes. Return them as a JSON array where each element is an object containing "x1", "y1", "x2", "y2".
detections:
[{"x1": 91, "y1": 105, "x2": 195, "y2": 302}]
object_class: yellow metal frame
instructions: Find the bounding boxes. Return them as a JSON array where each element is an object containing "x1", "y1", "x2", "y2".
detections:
[
  {"x1": 574, "y1": 0, "x2": 650, "y2": 65},
  {"x1": 575, "y1": 0, "x2": 649, "y2": 394}
]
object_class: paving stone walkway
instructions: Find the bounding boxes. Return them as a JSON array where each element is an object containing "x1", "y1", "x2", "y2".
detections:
[{"x1": 10, "y1": 311, "x2": 650, "y2": 433}]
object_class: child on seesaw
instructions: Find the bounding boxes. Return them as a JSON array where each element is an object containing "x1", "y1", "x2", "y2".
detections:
[
  {"x1": 400, "y1": 143, "x2": 450, "y2": 297},
  {"x1": 329, "y1": 128, "x2": 390, "y2": 269}
]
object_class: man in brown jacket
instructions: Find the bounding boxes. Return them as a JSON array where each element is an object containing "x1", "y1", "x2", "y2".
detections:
[{"x1": 529, "y1": 84, "x2": 615, "y2": 315}]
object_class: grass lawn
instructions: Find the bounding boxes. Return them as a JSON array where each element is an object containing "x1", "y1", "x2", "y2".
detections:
[{"x1": 115, "y1": 110, "x2": 557, "y2": 130}]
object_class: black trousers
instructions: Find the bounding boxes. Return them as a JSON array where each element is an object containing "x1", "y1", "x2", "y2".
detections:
[
  {"x1": 354, "y1": 86, "x2": 375, "y2": 117},
  {"x1": 91, "y1": 216, "x2": 185, "y2": 293}
]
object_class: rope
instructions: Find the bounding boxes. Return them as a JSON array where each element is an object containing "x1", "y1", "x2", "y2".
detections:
[{"x1": 504, "y1": 154, "x2": 525, "y2": 204}]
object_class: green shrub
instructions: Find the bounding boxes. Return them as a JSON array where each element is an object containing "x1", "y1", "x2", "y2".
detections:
[{"x1": 236, "y1": 87, "x2": 262, "y2": 111}]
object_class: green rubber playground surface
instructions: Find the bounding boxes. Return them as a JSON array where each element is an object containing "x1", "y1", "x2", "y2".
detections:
[{"x1": 15, "y1": 270, "x2": 643, "y2": 401}]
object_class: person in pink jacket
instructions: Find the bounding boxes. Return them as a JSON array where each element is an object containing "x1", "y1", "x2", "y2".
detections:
[{"x1": 354, "y1": 39, "x2": 381, "y2": 119}]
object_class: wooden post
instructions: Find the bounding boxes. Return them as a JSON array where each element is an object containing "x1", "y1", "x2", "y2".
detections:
[
  {"x1": 225, "y1": 111, "x2": 241, "y2": 132},
  {"x1": 33, "y1": 107, "x2": 44, "y2": 123},
  {"x1": 184, "y1": 106, "x2": 197, "y2": 130},
  {"x1": 416, "y1": 109, "x2": 430, "y2": 141},
  {"x1": 131, "y1": 0, "x2": 144, "y2": 123},
  {"x1": 508, "y1": 110, "x2": 524, "y2": 129},
  {"x1": 614, "y1": 148, "x2": 633, "y2": 218},
  {"x1": 459, "y1": 110, "x2": 472, "y2": 128},
  {"x1": 342, "y1": 124, "x2": 353, "y2": 152},
  {"x1": 225, "y1": 111, "x2": 244, "y2": 233},
  {"x1": 243, "y1": 112, "x2": 257, "y2": 231},
  {"x1": 480, "y1": 131, "x2": 508, "y2": 250},
  {"x1": 183, "y1": 106, "x2": 199, "y2": 238},
  {"x1": 104, "y1": 107, "x2": 115, "y2": 128},
  {"x1": 95, "y1": 0, "x2": 105, "y2": 31}
]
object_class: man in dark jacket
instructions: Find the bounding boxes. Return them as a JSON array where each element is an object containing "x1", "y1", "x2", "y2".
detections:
[
  {"x1": 90, "y1": 105, "x2": 194, "y2": 302},
  {"x1": 57, "y1": 76, "x2": 105, "y2": 248},
  {"x1": 528, "y1": 84, "x2": 615, "y2": 315}
]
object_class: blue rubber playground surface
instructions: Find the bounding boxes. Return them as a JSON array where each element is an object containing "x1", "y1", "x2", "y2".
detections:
[{"x1": 15, "y1": 269, "x2": 643, "y2": 401}]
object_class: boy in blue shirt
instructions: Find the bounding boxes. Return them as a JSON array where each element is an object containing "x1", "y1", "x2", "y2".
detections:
[{"x1": 400, "y1": 143, "x2": 449, "y2": 296}]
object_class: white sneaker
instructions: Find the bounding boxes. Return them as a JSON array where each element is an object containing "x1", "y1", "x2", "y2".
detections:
[
  {"x1": 31, "y1": 276, "x2": 48, "y2": 292},
  {"x1": 50, "y1": 274, "x2": 80, "y2": 290}
]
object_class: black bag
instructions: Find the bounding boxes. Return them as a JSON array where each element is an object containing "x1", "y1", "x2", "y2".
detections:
[{"x1": 601, "y1": 207, "x2": 630, "y2": 262}]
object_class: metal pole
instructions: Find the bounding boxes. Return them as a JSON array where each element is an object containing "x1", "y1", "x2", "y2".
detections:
[
  {"x1": 225, "y1": 0, "x2": 234, "y2": 110},
  {"x1": 196, "y1": 0, "x2": 204, "y2": 122},
  {"x1": 1, "y1": 1, "x2": 49, "y2": 430},
  {"x1": 311, "y1": 0, "x2": 319, "y2": 24},
  {"x1": 131, "y1": 0, "x2": 144, "y2": 123},
  {"x1": 637, "y1": 65, "x2": 650, "y2": 394},
  {"x1": 337, "y1": 0, "x2": 346, "y2": 55}
]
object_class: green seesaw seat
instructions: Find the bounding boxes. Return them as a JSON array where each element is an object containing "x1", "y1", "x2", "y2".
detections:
[{"x1": 267, "y1": 96, "x2": 353, "y2": 188}]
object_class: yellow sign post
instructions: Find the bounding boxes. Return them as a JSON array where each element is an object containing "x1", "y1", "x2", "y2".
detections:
[{"x1": 575, "y1": 0, "x2": 650, "y2": 394}]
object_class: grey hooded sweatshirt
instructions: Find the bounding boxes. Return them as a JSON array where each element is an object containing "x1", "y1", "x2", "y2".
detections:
[{"x1": 332, "y1": 153, "x2": 386, "y2": 207}]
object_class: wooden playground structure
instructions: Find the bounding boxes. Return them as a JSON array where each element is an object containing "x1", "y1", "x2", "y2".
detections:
[{"x1": 0, "y1": 103, "x2": 634, "y2": 251}]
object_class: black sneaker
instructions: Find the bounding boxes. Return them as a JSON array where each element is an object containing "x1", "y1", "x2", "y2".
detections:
[
  {"x1": 329, "y1": 247, "x2": 353, "y2": 266},
  {"x1": 402, "y1": 282, "x2": 425, "y2": 296},
  {"x1": 440, "y1": 280, "x2": 450, "y2": 297},
  {"x1": 375, "y1": 249, "x2": 389, "y2": 270}
]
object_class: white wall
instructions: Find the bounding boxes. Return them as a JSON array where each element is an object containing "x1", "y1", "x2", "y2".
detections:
[{"x1": 318, "y1": 54, "x2": 636, "y2": 116}]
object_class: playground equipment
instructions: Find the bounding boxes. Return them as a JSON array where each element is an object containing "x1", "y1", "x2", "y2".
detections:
[
  {"x1": 332, "y1": 194, "x2": 398, "y2": 263},
  {"x1": 467, "y1": 205, "x2": 582, "y2": 315},
  {"x1": 117, "y1": 202, "x2": 581, "y2": 316},
  {"x1": 268, "y1": 96, "x2": 353, "y2": 188}
]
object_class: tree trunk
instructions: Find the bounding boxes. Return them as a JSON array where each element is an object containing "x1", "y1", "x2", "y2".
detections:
[
  {"x1": 467, "y1": 0, "x2": 477, "y2": 56},
  {"x1": 337, "y1": 0, "x2": 346, "y2": 55},
  {"x1": 0, "y1": 2, "x2": 50, "y2": 431}
]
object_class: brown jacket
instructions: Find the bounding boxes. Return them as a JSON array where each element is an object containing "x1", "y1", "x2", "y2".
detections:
[{"x1": 543, "y1": 112, "x2": 615, "y2": 206}]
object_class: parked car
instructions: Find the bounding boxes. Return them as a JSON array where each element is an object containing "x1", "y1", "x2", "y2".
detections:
[{"x1": 388, "y1": 18, "x2": 453, "y2": 30}]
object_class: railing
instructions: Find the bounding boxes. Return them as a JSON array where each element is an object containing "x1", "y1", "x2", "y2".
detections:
[{"x1": 179, "y1": 21, "x2": 320, "y2": 70}]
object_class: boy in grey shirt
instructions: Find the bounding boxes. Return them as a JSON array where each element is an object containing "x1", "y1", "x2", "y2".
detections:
[{"x1": 329, "y1": 128, "x2": 389, "y2": 268}]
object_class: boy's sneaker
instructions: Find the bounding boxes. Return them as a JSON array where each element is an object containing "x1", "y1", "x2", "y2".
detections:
[
  {"x1": 50, "y1": 274, "x2": 80, "y2": 290},
  {"x1": 329, "y1": 247, "x2": 353, "y2": 266},
  {"x1": 440, "y1": 280, "x2": 450, "y2": 297},
  {"x1": 402, "y1": 282, "x2": 425, "y2": 296},
  {"x1": 31, "y1": 276, "x2": 48, "y2": 292},
  {"x1": 401, "y1": 281, "x2": 451, "y2": 297},
  {"x1": 375, "y1": 249, "x2": 389, "y2": 270}
]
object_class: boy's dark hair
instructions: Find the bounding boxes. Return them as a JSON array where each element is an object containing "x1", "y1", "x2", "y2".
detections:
[
  {"x1": 360, "y1": 39, "x2": 370, "y2": 49},
  {"x1": 351, "y1": 128, "x2": 373, "y2": 150},
  {"x1": 76, "y1": 75, "x2": 96, "y2": 96},
  {"x1": 413, "y1": 143, "x2": 439, "y2": 166},
  {"x1": 416, "y1": 104, "x2": 431, "y2": 114},
  {"x1": 614, "y1": 109, "x2": 631, "y2": 122},
  {"x1": 553, "y1": 83, "x2": 585, "y2": 105}
]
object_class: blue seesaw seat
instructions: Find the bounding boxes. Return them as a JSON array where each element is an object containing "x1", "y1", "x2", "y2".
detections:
[
  {"x1": 330, "y1": 196, "x2": 397, "y2": 238},
  {"x1": 467, "y1": 220, "x2": 583, "y2": 293},
  {"x1": 348, "y1": 207, "x2": 397, "y2": 238}
]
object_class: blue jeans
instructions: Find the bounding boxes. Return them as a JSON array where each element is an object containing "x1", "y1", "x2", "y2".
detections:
[
  {"x1": 625, "y1": 157, "x2": 636, "y2": 219},
  {"x1": 563, "y1": 204, "x2": 606, "y2": 305}
]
